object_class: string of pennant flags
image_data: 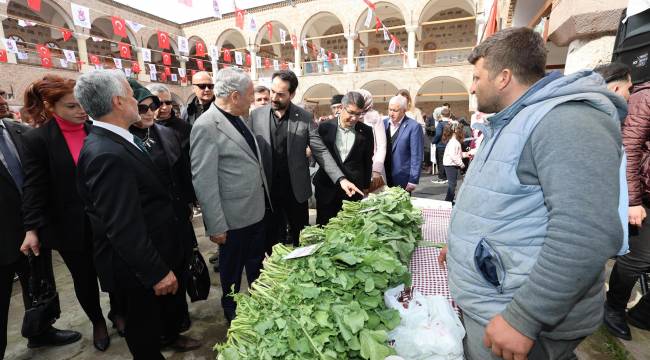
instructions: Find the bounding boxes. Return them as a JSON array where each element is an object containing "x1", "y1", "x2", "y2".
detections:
[{"x1": 2, "y1": 0, "x2": 407, "y2": 77}]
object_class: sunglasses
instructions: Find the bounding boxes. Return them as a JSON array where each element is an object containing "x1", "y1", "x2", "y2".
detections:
[
  {"x1": 138, "y1": 102, "x2": 159, "y2": 114},
  {"x1": 195, "y1": 83, "x2": 214, "y2": 90}
]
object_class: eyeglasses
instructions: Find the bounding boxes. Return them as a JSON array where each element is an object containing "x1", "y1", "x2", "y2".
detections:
[
  {"x1": 344, "y1": 107, "x2": 364, "y2": 117},
  {"x1": 160, "y1": 100, "x2": 173, "y2": 106},
  {"x1": 195, "y1": 83, "x2": 214, "y2": 90},
  {"x1": 138, "y1": 102, "x2": 159, "y2": 114}
]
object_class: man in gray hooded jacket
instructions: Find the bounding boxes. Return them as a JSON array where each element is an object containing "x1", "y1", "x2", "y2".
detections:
[{"x1": 444, "y1": 27, "x2": 627, "y2": 359}]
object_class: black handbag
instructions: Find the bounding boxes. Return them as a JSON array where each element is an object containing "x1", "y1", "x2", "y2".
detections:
[
  {"x1": 21, "y1": 253, "x2": 61, "y2": 338},
  {"x1": 186, "y1": 247, "x2": 210, "y2": 302}
]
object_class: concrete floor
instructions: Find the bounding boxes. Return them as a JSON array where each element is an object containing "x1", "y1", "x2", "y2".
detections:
[{"x1": 3, "y1": 172, "x2": 649, "y2": 359}]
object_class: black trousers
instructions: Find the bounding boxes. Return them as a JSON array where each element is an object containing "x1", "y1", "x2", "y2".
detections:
[
  {"x1": 57, "y1": 248, "x2": 104, "y2": 323},
  {"x1": 444, "y1": 166, "x2": 460, "y2": 202},
  {"x1": 436, "y1": 147, "x2": 447, "y2": 180},
  {"x1": 267, "y1": 186, "x2": 309, "y2": 250},
  {"x1": 123, "y1": 286, "x2": 184, "y2": 360},
  {"x1": 607, "y1": 203, "x2": 650, "y2": 310},
  {"x1": 219, "y1": 219, "x2": 266, "y2": 321},
  {"x1": 1, "y1": 256, "x2": 30, "y2": 359}
]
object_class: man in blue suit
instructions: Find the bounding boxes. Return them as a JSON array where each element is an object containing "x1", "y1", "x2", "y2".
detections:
[{"x1": 384, "y1": 96, "x2": 424, "y2": 192}]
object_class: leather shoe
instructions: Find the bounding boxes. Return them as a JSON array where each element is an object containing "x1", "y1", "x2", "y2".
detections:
[
  {"x1": 164, "y1": 335, "x2": 202, "y2": 352},
  {"x1": 604, "y1": 303, "x2": 632, "y2": 340},
  {"x1": 27, "y1": 327, "x2": 82, "y2": 348},
  {"x1": 628, "y1": 295, "x2": 650, "y2": 331}
]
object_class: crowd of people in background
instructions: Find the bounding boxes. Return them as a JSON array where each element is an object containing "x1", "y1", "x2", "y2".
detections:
[{"x1": 0, "y1": 25, "x2": 649, "y2": 360}]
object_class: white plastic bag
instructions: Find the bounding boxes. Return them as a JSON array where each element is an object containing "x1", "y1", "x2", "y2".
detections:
[{"x1": 385, "y1": 285, "x2": 465, "y2": 360}]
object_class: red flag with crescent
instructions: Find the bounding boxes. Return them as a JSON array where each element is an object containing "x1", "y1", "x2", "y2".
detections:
[
  {"x1": 132, "y1": 62, "x2": 140, "y2": 73},
  {"x1": 162, "y1": 52, "x2": 172, "y2": 66},
  {"x1": 195, "y1": 41, "x2": 206, "y2": 57},
  {"x1": 90, "y1": 54, "x2": 100, "y2": 65},
  {"x1": 164, "y1": 66, "x2": 171, "y2": 76},
  {"x1": 264, "y1": 57, "x2": 271, "y2": 69},
  {"x1": 157, "y1": 31, "x2": 170, "y2": 49},
  {"x1": 223, "y1": 49, "x2": 232, "y2": 63},
  {"x1": 61, "y1": 29, "x2": 73, "y2": 42},
  {"x1": 118, "y1": 42, "x2": 131, "y2": 59},
  {"x1": 245, "y1": 53, "x2": 251, "y2": 66},
  {"x1": 196, "y1": 59, "x2": 204, "y2": 70},
  {"x1": 41, "y1": 57, "x2": 52, "y2": 68},
  {"x1": 0, "y1": 50, "x2": 7, "y2": 63},
  {"x1": 235, "y1": 8, "x2": 245, "y2": 30},
  {"x1": 112, "y1": 16, "x2": 127, "y2": 38},
  {"x1": 27, "y1": 0, "x2": 41, "y2": 12}
]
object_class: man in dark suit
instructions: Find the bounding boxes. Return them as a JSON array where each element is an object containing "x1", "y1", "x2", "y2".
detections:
[
  {"x1": 249, "y1": 70, "x2": 362, "y2": 250},
  {"x1": 1, "y1": 94, "x2": 81, "y2": 358},
  {"x1": 314, "y1": 91, "x2": 373, "y2": 225},
  {"x1": 74, "y1": 70, "x2": 191, "y2": 359},
  {"x1": 384, "y1": 95, "x2": 424, "y2": 192}
]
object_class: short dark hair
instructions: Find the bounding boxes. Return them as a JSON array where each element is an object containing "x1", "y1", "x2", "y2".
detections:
[
  {"x1": 443, "y1": 102, "x2": 450, "y2": 107},
  {"x1": 468, "y1": 27, "x2": 546, "y2": 85},
  {"x1": 254, "y1": 85, "x2": 269, "y2": 94},
  {"x1": 341, "y1": 91, "x2": 365, "y2": 110},
  {"x1": 441, "y1": 108, "x2": 451, "y2": 117},
  {"x1": 593, "y1": 62, "x2": 631, "y2": 84},
  {"x1": 271, "y1": 70, "x2": 299, "y2": 94}
]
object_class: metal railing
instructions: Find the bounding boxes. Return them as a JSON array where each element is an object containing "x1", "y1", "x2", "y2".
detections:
[
  {"x1": 301, "y1": 58, "x2": 346, "y2": 75},
  {"x1": 356, "y1": 53, "x2": 406, "y2": 72},
  {"x1": 416, "y1": 46, "x2": 473, "y2": 67}
]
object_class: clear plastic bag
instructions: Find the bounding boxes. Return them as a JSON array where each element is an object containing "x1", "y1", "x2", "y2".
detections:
[{"x1": 384, "y1": 285, "x2": 465, "y2": 360}]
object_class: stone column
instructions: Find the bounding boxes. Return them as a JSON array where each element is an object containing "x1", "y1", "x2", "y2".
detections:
[
  {"x1": 405, "y1": 25, "x2": 419, "y2": 69},
  {"x1": 75, "y1": 34, "x2": 92, "y2": 72},
  {"x1": 344, "y1": 32, "x2": 358, "y2": 73},
  {"x1": 293, "y1": 45, "x2": 302, "y2": 76},
  {"x1": 248, "y1": 45, "x2": 258, "y2": 80}
]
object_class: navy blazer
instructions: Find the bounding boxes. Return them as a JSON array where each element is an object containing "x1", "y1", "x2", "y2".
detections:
[{"x1": 384, "y1": 116, "x2": 424, "y2": 188}]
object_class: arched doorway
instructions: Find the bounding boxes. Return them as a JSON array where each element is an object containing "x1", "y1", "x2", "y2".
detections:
[
  {"x1": 255, "y1": 21, "x2": 293, "y2": 79},
  {"x1": 301, "y1": 83, "x2": 342, "y2": 119},
  {"x1": 418, "y1": 0, "x2": 476, "y2": 66},
  {"x1": 354, "y1": 2, "x2": 406, "y2": 71},
  {"x1": 360, "y1": 80, "x2": 399, "y2": 115},
  {"x1": 301, "y1": 12, "x2": 347, "y2": 75},
  {"x1": 86, "y1": 17, "x2": 138, "y2": 73},
  {"x1": 215, "y1": 28, "x2": 249, "y2": 75},
  {"x1": 145, "y1": 33, "x2": 181, "y2": 84},
  {"x1": 416, "y1": 76, "x2": 469, "y2": 119}
]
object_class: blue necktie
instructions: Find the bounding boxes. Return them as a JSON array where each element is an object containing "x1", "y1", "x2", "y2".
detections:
[{"x1": 0, "y1": 126, "x2": 24, "y2": 190}]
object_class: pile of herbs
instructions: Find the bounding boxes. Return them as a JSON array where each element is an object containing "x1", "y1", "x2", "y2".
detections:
[{"x1": 215, "y1": 187, "x2": 422, "y2": 360}]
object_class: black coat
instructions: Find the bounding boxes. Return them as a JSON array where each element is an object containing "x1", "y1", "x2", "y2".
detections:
[
  {"x1": 313, "y1": 119, "x2": 374, "y2": 203},
  {"x1": 0, "y1": 119, "x2": 30, "y2": 266},
  {"x1": 157, "y1": 114, "x2": 192, "y2": 150},
  {"x1": 21, "y1": 119, "x2": 92, "y2": 253},
  {"x1": 76, "y1": 126, "x2": 184, "y2": 292}
]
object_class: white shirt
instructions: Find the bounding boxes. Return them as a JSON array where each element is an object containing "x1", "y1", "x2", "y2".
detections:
[
  {"x1": 92, "y1": 121, "x2": 143, "y2": 152},
  {"x1": 389, "y1": 115, "x2": 405, "y2": 137},
  {"x1": 336, "y1": 120, "x2": 355, "y2": 162}
]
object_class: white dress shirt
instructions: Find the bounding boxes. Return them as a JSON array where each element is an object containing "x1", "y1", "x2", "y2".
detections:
[
  {"x1": 336, "y1": 120, "x2": 355, "y2": 162},
  {"x1": 92, "y1": 121, "x2": 143, "y2": 152},
  {"x1": 389, "y1": 116, "x2": 404, "y2": 137}
]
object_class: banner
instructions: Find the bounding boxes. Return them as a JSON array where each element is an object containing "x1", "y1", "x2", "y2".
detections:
[
  {"x1": 157, "y1": 31, "x2": 170, "y2": 50},
  {"x1": 178, "y1": 67, "x2": 186, "y2": 78},
  {"x1": 171, "y1": 73, "x2": 178, "y2": 82},
  {"x1": 126, "y1": 20, "x2": 144, "y2": 33},
  {"x1": 142, "y1": 48, "x2": 151, "y2": 62},
  {"x1": 365, "y1": 9, "x2": 373, "y2": 28},
  {"x1": 71, "y1": 3, "x2": 91, "y2": 29},
  {"x1": 196, "y1": 41, "x2": 206, "y2": 57},
  {"x1": 213, "y1": 0, "x2": 222, "y2": 19},
  {"x1": 113, "y1": 58, "x2": 123, "y2": 69},
  {"x1": 63, "y1": 49, "x2": 76, "y2": 63},
  {"x1": 234, "y1": 51, "x2": 243, "y2": 65},
  {"x1": 112, "y1": 16, "x2": 127, "y2": 38},
  {"x1": 148, "y1": 63, "x2": 157, "y2": 73},
  {"x1": 162, "y1": 52, "x2": 172, "y2": 66},
  {"x1": 118, "y1": 42, "x2": 131, "y2": 59},
  {"x1": 3, "y1": 38, "x2": 17, "y2": 54},
  {"x1": 178, "y1": 36, "x2": 189, "y2": 54},
  {"x1": 273, "y1": 59, "x2": 279, "y2": 70},
  {"x1": 255, "y1": 56, "x2": 262, "y2": 69},
  {"x1": 209, "y1": 45, "x2": 220, "y2": 60},
  {"x1": 61, "y1": 29, "x2": 73, "y2": 42},
  {"x1": 279, "y1": 29, "x2": 287, "y2": 45}
]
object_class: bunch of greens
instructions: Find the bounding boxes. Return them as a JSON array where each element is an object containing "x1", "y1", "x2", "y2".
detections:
[{"x1": 215, "y1": 188, "x2": 422, "y2": 360}]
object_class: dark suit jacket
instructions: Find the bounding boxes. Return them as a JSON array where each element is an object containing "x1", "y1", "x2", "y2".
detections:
[
  {"x1": 77, "y1": 126, "x2": 183, "y2": 292},
  {"x1": 249, "y1": 104, "x2": 344, "y2": 203},
  {"x1": 21, "y1": 119, "x2": 92, "y2": 253},
  {"x1": 313, "y1": 119, "x2": 374, "y2": 203},
  {"x1": 0, "y1": 119, "x2": 30, "y2": 266}
]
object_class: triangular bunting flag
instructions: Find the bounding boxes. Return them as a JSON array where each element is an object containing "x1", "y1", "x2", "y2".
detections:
[
  {"x1": 266, "y1": 22, "x2": 273, "y2": 40},
  {"x1": 365, "y1": 9, "x2": 373, "y2": 28},
  {"x1": 363, "y1": 0, "x2": 376, "y2": 10},
  {"x1": 223, "y1": 49, "x2": 232, "y2": 62},
  {"x1": 90, "y1": 54, "x2": 100, "y2": 65}
]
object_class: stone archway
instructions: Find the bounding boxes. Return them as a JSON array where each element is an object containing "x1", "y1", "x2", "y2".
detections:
[
  {"x1": 416, "y1": 75, "x2": 469, "y2": 119},
  {"x1": 354, "y1": 2, "x2": 407, "y2": 71},
  {"x1": 301, "y1": 83, "x2": 343, "y2": 119},
  {"x1": 300, "y1": 12, "x2": 347, "y2": 74},
  {"x1": 360, "y1": 79, "x2": 400, "y2": 114}
]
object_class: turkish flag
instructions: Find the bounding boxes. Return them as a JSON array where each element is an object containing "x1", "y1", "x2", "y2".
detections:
[
  {"x1": 264, "y1": 58, "x2": 271, "y2": 69},
  {"x1": 157, "y1": 31, "x2": 170, "y2": 49},
  {"x1": 90, "y1": 54, "x2": 100, "y2": 65},
  {"x1": 41, "y1": 57, "x2": 52, "y2": 68},
  {"x1": 162, "y1": 52, "x2": 172, "y2": 65},
  {"x1": 484, "y1": 0, "x2": 498, "y2": 39},
  {"x1": 245, "y1": 53, "x2": 251, "y2": 66},
  {"x1": 112, "y1": 16, "x2": 127, "y2": 38},
  {"x1": 0, "y1": 50, "x2": 7, "y2": 63},
  {"x1": 36, "y1": 44, "x2": 50, "y2": 59},
  {"x1": 164, "y1": 66, "x2": 171, "y2": 76},
  {"x1": 118, "y1": 42, "x2": 131, "y2": 59},
  {"x1": 266, "y1": 22, "x2": 273, "y2": 40},
  {"x1": 61, "y1": 29, "x2": 73, "y2": 42},
  {"x1": 363, "y1": 0, "x2": 376, "y2": 10},
  {"x1": 235, "y1": 8, "x2": 245, "y2": 30},
  {"x1": 160, "y1": 72, "x2": 167, "y2": 82},
  {"x1": 196, "y1": 59, "x2": 204, "y2": 70},
  {"x1": 291, "y1": 34, "x2": 298, "y2": 49},
  {"x1": 27, "y1": 0, "x2": 41, "y2": 12},
  {"x1": 132, "y1": 62, "x2": 140, "y2": 73},
  {"x1": 223, "y1": 49, "x2": 231, "y2": 63},
  {"x1": 375, "y1": 17, "x2": 381, "y2": 33},
  {"x1": 195, "y1": 41, "x2": 206, "y2": 57}
]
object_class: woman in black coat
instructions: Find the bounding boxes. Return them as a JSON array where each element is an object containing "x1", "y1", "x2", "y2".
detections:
[
  {"x1": 19, "y1": 75, "x2": 112, "y2": 351},
  {"x1": 126, "y1": 79, "x2": 200, "y2": 351}
]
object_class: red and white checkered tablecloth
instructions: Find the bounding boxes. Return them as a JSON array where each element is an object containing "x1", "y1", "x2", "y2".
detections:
[{"x1": 410, "y1": 207, "x2": 457, "y2": 310}]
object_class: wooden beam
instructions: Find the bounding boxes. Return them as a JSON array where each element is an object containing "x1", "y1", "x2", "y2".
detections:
[{"x1": 527, "y1": 0, "x2": 553, "y2": 28}]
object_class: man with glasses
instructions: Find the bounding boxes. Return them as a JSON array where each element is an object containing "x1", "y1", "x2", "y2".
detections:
[
  {"x1": 313, "y1": 91, "x2": 373, "y2": 225},
  {"x1": 249, "y1": 70, "x2": 362, "y2": 252},
  {"x1": 183, "y1": 71, "x2": 216, "y2": 125}
]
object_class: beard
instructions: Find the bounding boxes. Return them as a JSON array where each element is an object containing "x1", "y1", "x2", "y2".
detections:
[
  {"x1": 476, "y1": 92, "x2": 502, "y2": 114},
  {"x1": 271, "y1": 99, "x2": 289, "y2": 111}
]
